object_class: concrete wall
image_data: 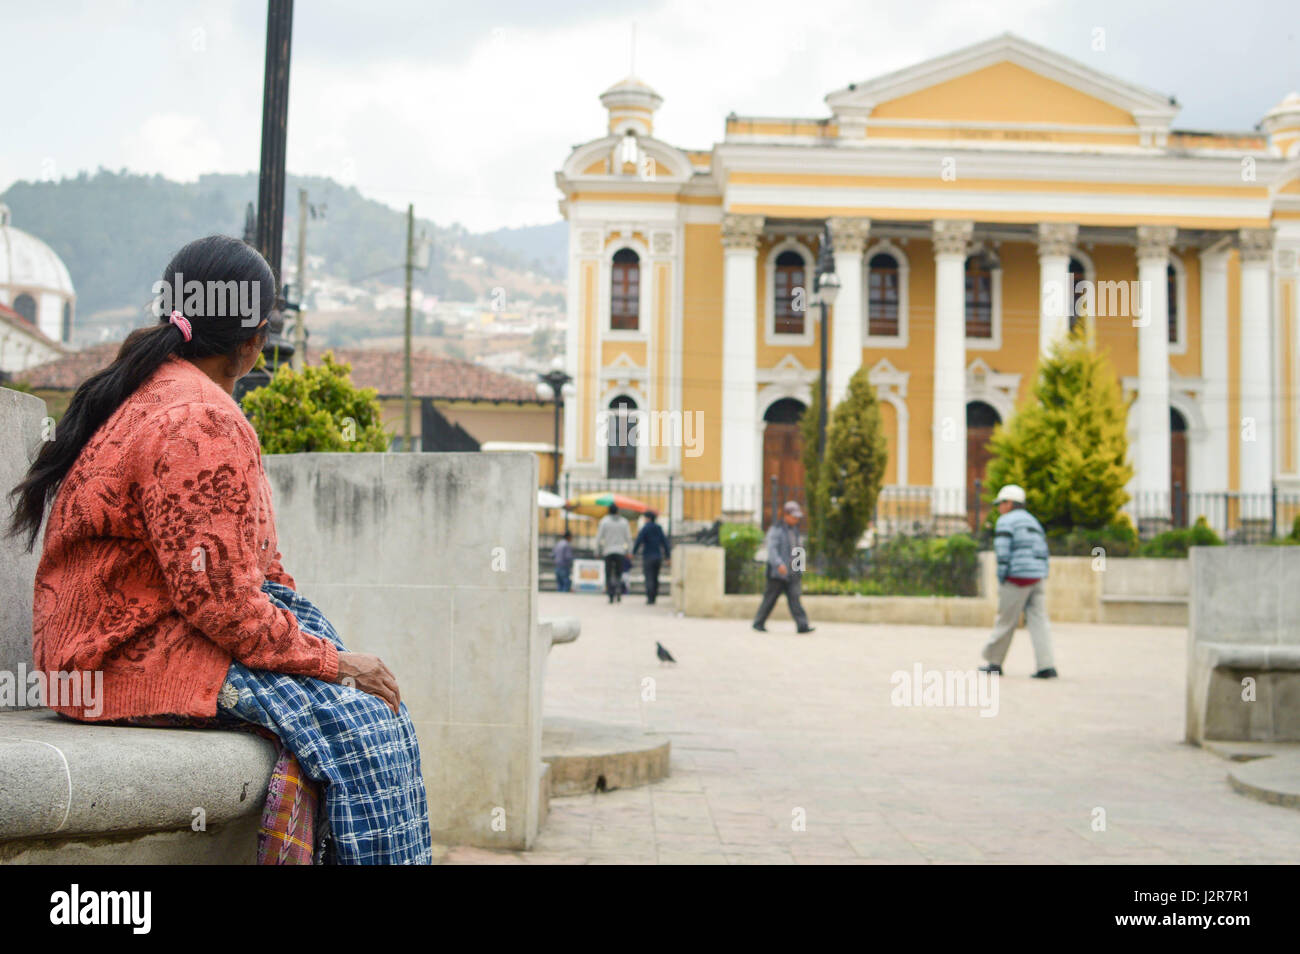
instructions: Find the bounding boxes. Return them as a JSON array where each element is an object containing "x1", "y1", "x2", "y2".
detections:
[
  {"x1": 265, "y1": 451, "x2": 545, "y2": 850},
  {"x1": 1186, "y1": 546, "x2": 1300, "y2": 743},
  {"x1": 674, "y1": 546, "x2": 1189, "y2": 627},
  {"x1": 0, "y1": 388, "x2": 44, "y2": 691}
]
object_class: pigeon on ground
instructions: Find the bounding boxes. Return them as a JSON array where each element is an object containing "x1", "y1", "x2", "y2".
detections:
[{"x1": 656, "y1": 642, "x2": 676, "y2": 665}]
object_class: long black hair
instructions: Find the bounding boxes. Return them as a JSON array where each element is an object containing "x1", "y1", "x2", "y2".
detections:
[{"x1": 8, "y1": 234, "x2": 275, "y2": 550}]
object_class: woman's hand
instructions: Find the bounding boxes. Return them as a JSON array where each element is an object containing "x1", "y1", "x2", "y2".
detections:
[{"x1": 336, "y1": 652, "x2": 402, "y2": 715}]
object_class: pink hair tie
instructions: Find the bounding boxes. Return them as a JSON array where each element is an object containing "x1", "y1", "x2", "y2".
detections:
[{"x1": 168, "y1": 310, "x2": 192, "y2": 341}]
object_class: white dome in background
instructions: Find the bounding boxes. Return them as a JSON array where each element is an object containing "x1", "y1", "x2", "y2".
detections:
[{"x1": 0, "y1": 203, "x2": 76, "y2": 344}]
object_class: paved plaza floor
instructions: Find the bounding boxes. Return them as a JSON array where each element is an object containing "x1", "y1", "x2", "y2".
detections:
[{"x1": 438, "y1": 593, "x2": 1299, "y2": 864}]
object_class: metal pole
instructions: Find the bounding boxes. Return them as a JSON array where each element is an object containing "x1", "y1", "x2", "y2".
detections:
[
  {"x1": 817, "y1": 297, "x2": 828, "y2": 459},
  {"x1": 563, "y1": 472, "x2": 570, "y2": 536},
  {"x1": 403, "y1": 203, "x2": 415, "y2": 452},
  {"x1": 551, "y1": 393, "x2": 561, "y2": 493},
  {"x1": 255, "y1": 0, "x2": 293, "y2": 284}
]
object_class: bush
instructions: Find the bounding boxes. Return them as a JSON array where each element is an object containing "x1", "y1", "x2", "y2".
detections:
[
  {"x1": 720, "y1": 522, "x2": 764, "y2": 594},
  {"x1": 1138, "y1": 516, "x2": 1224, "y2": 558},
  {"x1": 1049, "y1": 515, "x2": 1139, "y2": 557},
  {"x1": 800, "y1": 533, "x2": 980, "y2": 597},
  {"x1": 241, "y1": 352, "x2": 391, "y2": 454}
]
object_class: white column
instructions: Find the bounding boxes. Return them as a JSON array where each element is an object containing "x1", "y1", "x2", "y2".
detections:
[
  {"x1": 828, "y1": 217, "x2": 870, "y2": 404},
  {"x1": 721, "y1": 214, "x2": 763, "y2": 515},
  {"x1": 1135, "y1": 225, "x2": 1176, "y2": 521},
  {"x1": 931, "y1": 220, "x2": 972, "y2": 516},
  {"x1": 1037, "y1": 223, "x2": 1078, "y2": 357},
  {"x1": 1238, "y1": 228, "x2": 1275, "y2": 498},
  {"x1": 1198, "y1": 245, "x2": 1231, "y2": 497}
]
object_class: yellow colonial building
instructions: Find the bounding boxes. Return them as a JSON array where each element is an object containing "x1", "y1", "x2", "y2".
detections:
[{"x1": 556, "y1": 33, "x2": 1300, "y2": 530}]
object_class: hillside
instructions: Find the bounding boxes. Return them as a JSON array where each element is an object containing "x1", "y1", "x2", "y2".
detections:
[{"x1": 1, "y1": 170, "x2": 568, "y2": 337}]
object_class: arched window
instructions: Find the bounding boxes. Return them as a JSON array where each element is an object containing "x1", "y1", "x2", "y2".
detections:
[
  {"x1": 1167, "y1": 264, "x2": 1178, "y2": 345},
  {"x1": 13, "y1": 293, "x2": 36, "y2": 325},
  {"x1": 773, "y1": 250, "x2": 805, "y2": 335},
  {"x1": 610, "y1": 249, "x2": 640, "y2": 331},
  {"x1": 61, "y1": 302, "x2": 72, "y2": 343},
  {"x1": 607, "y1": 396, "x2": 638, "y2": 479},
  {"x1": 1068, "y1": 258, "x2": 1087, "y2": 334},
  {"x1": 868, "y1": 253, "x2": 900, "y2": 337},
  {"x1": 964, "y1": 255, "x2": 994, "y2": 339}
]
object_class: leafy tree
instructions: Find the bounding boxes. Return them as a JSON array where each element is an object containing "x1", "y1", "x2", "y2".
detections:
[
  {"x1": 241, "y1": 352, "x2": 390, "y2": 454},
  {"x1": 984, "y1": 331, "x2": 1133, "y2": 531},
  {"x1": 814, "y1": 367, "x2": 889, "y2": 577}
]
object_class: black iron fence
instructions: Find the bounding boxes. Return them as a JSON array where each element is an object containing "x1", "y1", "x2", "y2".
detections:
[{"x1": 539, "y1": 476, "x2": 1300, "y2": 556}]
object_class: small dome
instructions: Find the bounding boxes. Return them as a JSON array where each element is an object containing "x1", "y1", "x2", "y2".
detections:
[
  {"x1": 0, "y1": 204, "x2": 75, "y2": 297},
  {"x1": 599, "y1": 76, "x2": 663, "y2": 137}
]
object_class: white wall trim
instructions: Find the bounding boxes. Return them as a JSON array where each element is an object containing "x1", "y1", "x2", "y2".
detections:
[
  {"x1": 964, "y1": 247, "x2": 1003, "y2": 351},
  {"x1": 862, "y1": 239, "x2": 910, "y2": 348},
  {"x1": 1168, "y1": 252, "x2": 1189, "y2": 356},
  {"x1": 763, "y1": 237, "x2": 816, "y2": 347},
  {"x1": 600, "y1": 235, "x2": 650, "y2": 342}
]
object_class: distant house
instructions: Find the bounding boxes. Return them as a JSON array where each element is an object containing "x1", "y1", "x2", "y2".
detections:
[
  {"x1": 15, "y1": 344, "x2": 564, "y2": 486},
  {"x1": 0, "y1": 301, "x2": 65, "y2": 377}
]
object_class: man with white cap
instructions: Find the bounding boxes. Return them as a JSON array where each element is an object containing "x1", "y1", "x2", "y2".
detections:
[
  {"x1": 753, "y1": 500, "x2": 814, "y2": 634},
  {"x1": 979, "y1": 484, "x2": 1057, "y2": 678}
]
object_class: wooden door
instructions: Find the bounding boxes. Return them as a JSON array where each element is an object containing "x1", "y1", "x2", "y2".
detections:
[
  {"x1": 763, "y1": 423, "x2": 805, "y2": 527},
  {"x1": 1171, "y1": 430, "x2": 1188, "y2": 527},
  {"x1": 967, "y1": 426, "x2": 996, "y2": 530}
]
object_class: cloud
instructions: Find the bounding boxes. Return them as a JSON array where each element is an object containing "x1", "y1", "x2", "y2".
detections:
[{"x1": 120, "y1": 114, "x2": 230, "y2": 182}]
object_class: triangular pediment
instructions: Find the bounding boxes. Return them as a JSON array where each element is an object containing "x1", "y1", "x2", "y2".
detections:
[{"x1": 827, "y1": 33, "x2": 1178, "y2": 132}]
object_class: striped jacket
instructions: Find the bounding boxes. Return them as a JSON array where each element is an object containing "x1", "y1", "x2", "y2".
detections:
[{"x1": 994, "y1": 507, "x2": 1050, "y2": 582}]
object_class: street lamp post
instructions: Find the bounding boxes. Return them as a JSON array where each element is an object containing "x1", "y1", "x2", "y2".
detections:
[
  {"x1": 538, "y1": 367, "x2": 572, "y2": 493},
  {"x1": 814, "y1": 222, "x2": 841, "y2": 458}
]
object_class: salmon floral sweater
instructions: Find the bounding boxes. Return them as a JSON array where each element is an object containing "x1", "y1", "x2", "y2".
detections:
[{"x1": 33, "y1": 356, "x2": 339, "y2": 721}]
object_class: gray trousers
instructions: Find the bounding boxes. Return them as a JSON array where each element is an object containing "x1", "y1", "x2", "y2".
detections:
[
  {"x1": 982, "y1": 580, "x2": 1055, "y2": 670},
  {"x1": 754, "y1": 575, "x2": 810, "y2": 630}
]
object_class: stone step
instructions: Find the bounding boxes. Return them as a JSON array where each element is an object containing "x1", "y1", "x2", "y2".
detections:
[
  {"x1": 1227, "y1": 753, "x2": 1300, "y2": 810},
  {"x1": 541, "y1": 717, "x2": 670, "y2": 796}
]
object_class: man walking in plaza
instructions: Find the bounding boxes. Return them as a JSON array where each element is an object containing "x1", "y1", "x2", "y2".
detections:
[
  {"x1": 633, "y1": 510, "x2": 670, "y2": 605},
  {"x1": 595, "y1": 503, "x2": 632, "y2": 603},
  {"x1": 552, "y1": 530, "x2": 574, "y2": 593},
  {"x1": 753, "y1": 500, "x2": 814, "y2": 634},
  {"x1": 980, "y1": 484, "x2": 1057, "y2": 678}
]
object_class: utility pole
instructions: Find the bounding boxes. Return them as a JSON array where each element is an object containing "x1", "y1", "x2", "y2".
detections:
[
  {"x1": 404, "y1": 203, "x2": 415, "y2": 452},
  {"x1": 292, "y1": 188, "x2": 308, "y2": 370}
]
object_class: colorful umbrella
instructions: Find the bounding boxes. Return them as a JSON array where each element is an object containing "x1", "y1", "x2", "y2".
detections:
[{"x1": 565, "y1": 491, "x2": 651, "y2": 518}]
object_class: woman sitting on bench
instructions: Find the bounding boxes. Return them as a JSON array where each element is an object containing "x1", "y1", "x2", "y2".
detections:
[{"x1": 8, "y1": 234, "x2": 431, "y2": 865}]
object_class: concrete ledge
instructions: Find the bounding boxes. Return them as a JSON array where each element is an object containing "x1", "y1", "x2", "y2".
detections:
[
  {"x1": 0, "y1": 710, "x2": 275, "y2": 842},
  {"x1": 1199, "y1": 643, "x2": 1300, "y2": 671},
  {"x1": 542, "y1": 717, "x2": 670, "y2": 796},
  {"x1": 1228, "y1": 754, "x2": 1300, "y2": 810},
  {"x1": 541, "y1": 616, "x2": 581, "y2": 647}
]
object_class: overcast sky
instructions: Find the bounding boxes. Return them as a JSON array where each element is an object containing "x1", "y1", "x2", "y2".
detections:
[{"x1": 5, "y1": 0, "x2": 1298, "y2": 232}]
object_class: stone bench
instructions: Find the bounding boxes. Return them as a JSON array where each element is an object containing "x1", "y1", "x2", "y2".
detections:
[
  {"x1": 0, "y1": 387, "x2": 279, "y2": 862},
  {"x1": 1185, "y1": 546, "x2": 1300, "y2": 744},
  {"x1": 0, "y1": 386, "x2": 551, "y2": 860},
  {"x1": 0, "y1": 710, "x2": 274, "y2": 863}
]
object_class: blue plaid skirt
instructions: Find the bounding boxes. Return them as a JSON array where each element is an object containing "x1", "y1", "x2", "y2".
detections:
[{"x1": 217, "y1": 581, "x2": 433, "y2": 865}]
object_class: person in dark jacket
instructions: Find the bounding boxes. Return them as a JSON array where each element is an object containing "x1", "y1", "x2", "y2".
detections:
[
  {"x1": 979, "y1": 484, "x2": 1057, "y2": 678},
  {"x1": 633, "y1": 510, "x2": 670, "y2": 604},
  {"x1": 552, "y1": 531, "x2": 574, "y2": 593},
  {"x1": 752, "y1": 501, "x2": 814, "y2": 634}
]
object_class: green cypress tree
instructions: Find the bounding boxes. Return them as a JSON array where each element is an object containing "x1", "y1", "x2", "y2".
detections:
[
  {"x1": 818, "y1": 367, "x2": 889, "y2": 577},
  {"x1": 984, "y1": 331, "x2": 1133, "y2": 531}
]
